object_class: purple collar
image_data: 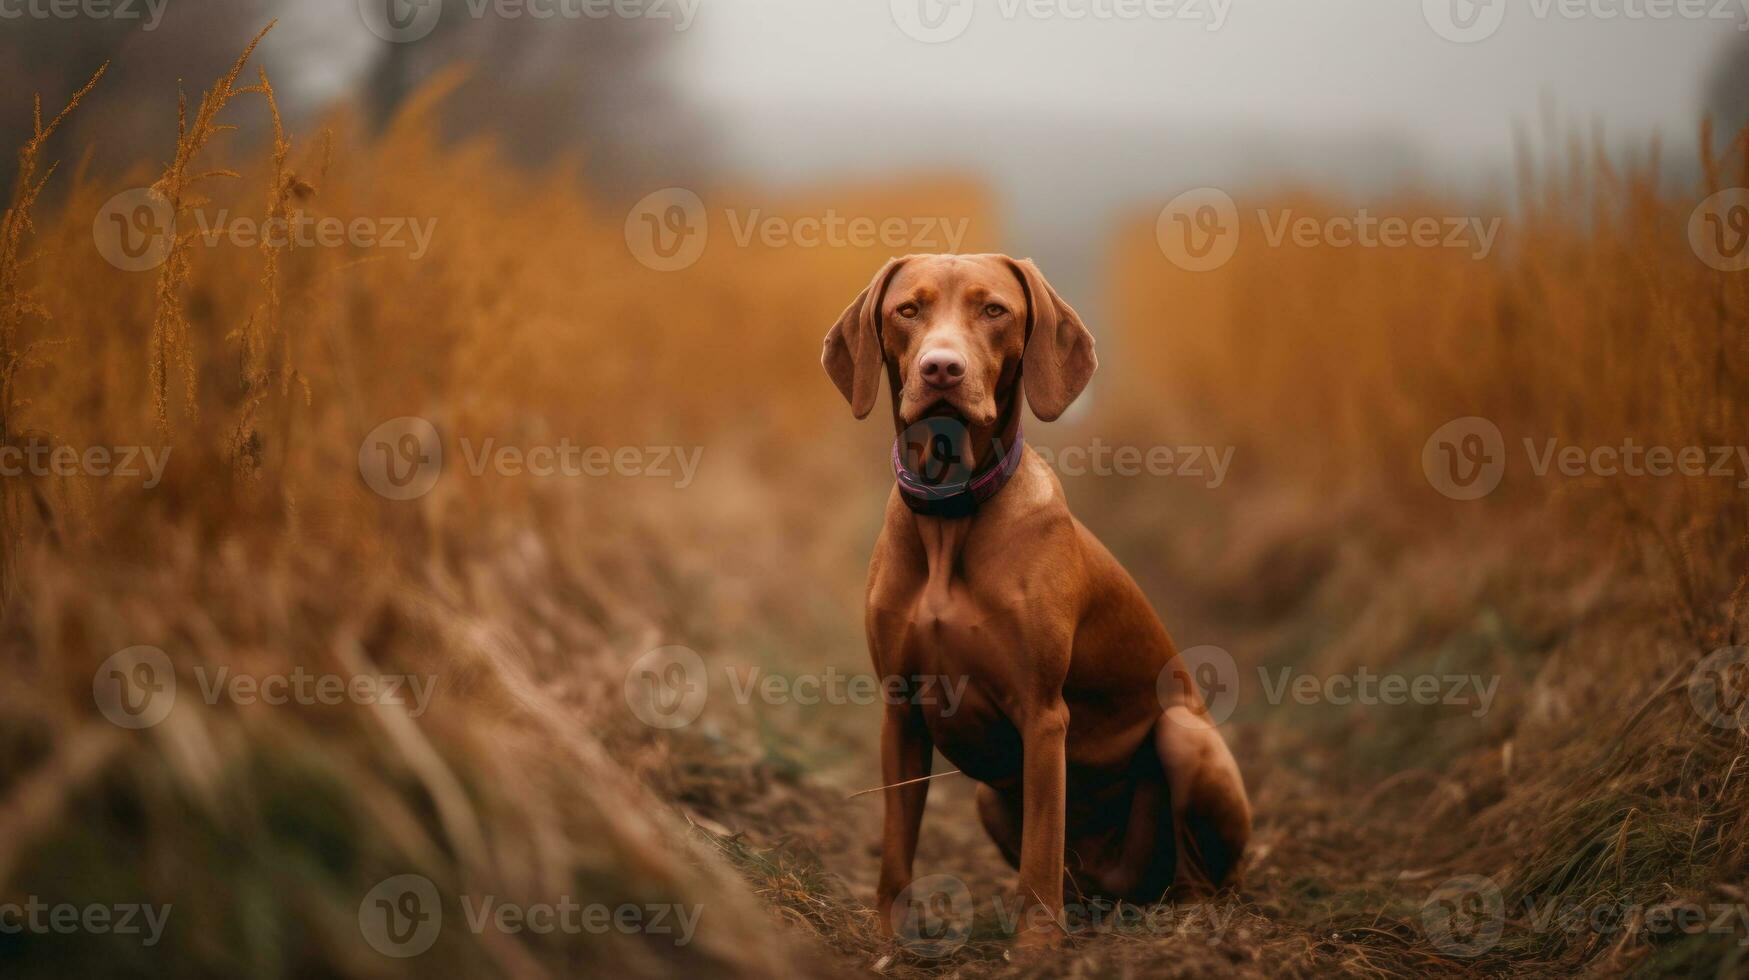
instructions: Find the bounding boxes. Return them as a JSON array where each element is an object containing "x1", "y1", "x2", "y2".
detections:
[{"x1": 892, "y1": 426, "x2": 1025, "y2": 519}]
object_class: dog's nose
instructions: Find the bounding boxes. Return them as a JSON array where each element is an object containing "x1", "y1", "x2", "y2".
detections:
[{"x1": 918, "y1": 349, "x2": 966, "y2": 389}]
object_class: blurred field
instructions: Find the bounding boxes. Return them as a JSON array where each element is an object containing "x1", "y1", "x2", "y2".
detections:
[{"x1": 2, "y1": 28, "x2": 1748, "y2": 979}]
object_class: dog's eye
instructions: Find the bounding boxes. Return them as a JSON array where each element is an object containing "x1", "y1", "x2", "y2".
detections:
[
  {"x1": 984, "y1": 304, "x2": 1008, "y2": 318},
  {"x1": 896, "y1": 303, "x2": 919, "y2": 319}
]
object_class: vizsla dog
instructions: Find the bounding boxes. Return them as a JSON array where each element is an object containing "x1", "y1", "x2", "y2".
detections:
[{"x1": 822, "y1": 254, "x2": 1251, "y2": 948}]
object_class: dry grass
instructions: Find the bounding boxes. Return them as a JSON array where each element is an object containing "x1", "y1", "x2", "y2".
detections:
[
  {"x1": 2, "y1": 25, "x2": 1747, "y2": 979},
  {"x1": 1091, "y1": 122, "x2": 1749, "y2": 976},
  {"x1": 0, "y1": 29, "x2": 987, "y2": 979}
]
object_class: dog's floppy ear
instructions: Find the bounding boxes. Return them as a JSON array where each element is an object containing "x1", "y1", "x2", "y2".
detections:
[
  {"x1": 822, "y1": 256, "x2": 907, "y2": 419},
  {"x1": 1007, "y1": 257, "x2": 1097, "y2": 422}
]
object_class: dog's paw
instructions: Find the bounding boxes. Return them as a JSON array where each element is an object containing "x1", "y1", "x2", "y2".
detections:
[{"x1": 1011, "y1": 923, "x2": 1067, "y2": 956}]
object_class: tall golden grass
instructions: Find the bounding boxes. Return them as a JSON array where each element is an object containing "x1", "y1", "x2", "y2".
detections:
[
  {"x1": 1099, "y1": 125, "x2": 1749, "y2": 975},
  {"x1": 1110, "y1": 131, "x2": 1749, "y2": 644},
  {"x1": 0, "y1": 29, "x2": 990, "y2": 978}
]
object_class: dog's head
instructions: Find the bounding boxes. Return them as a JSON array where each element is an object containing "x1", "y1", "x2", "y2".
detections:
[{"x1": 822, "y1": 254, "x2": 1096, "y2": 427}]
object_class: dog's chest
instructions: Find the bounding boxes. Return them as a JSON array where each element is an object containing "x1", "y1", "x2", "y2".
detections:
[
  {"x1": 893, "y1": 586, "x2": 1029, "y2": 781},
  {"x1": 872, "y1": 558, "x2": 1033, "y2": 765},
  {"x1": 898, "y1": 583, "x2": 1009, "y2": 675},
  {"x1": 881, "y1": 522, "x2": 1022, "y2": 684}
]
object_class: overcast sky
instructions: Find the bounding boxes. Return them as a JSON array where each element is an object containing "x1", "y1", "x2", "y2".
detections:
[{"x1": 671, "y1": 0, "x2": 1740, "y2": 179}]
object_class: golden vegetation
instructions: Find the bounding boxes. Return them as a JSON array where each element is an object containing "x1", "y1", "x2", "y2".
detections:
[
  {"x1": 0, "y1": 29, "x2": 991, "y2": 978},
  {"x1": 1111, "y1": 129, "x2": 1749, "y2": 643},
  {"x1": 1101, "y1": 123, "x2": 1749, "y2": 975}
]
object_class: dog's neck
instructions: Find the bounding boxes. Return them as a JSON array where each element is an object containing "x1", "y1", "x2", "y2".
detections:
[
  {"x1": 889, "y1": 387, "x2": 1024, "y2": 521},
  {"x1": 895, "y1": 392, "x2": 1022, "y2": 604}
]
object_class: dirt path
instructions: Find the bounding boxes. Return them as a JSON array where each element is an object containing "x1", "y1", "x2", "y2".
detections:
[
  {"x1": 644, "y1": 477, "x2": 1741, "y2": 978},
  {"x1": 661, "y1": 550, "x2": 1465, "y2": 976}
]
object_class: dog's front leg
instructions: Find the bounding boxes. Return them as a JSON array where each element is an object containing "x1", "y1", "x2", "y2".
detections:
[
  {"x1": 1015, "y1": 698, "x2": 1069, "y2": 949},
  {"x1": 875, "y1": 703, "x2": 933, "y2": 935}
]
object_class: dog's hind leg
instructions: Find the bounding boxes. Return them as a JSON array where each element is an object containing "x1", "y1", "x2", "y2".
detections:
[
  {"x1": 1154, "y1": 707, "x2": 1252, "y2": 892},
  {"x1": 976, "y1": 783, "x2": 1023, "y2": 869}
]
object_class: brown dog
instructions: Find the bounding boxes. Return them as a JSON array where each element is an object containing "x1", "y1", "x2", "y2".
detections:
[{"x1": 822, "y1": 254, "x2": 1251, "y2": 948}]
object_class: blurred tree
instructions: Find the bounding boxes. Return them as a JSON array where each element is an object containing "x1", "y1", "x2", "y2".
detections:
[
  {"x1": 0, "y1": 0, "x2": 279, "y2": 192},
  {"x1": 1707, "y1": 34, "x2": 1749, "y2": 144},
  {"x1": 361, "y1": 0, "x2": 705, "y2": 191},
  {"x1": 0, "y1": 0, "x2": 705, "y2": 197}
]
